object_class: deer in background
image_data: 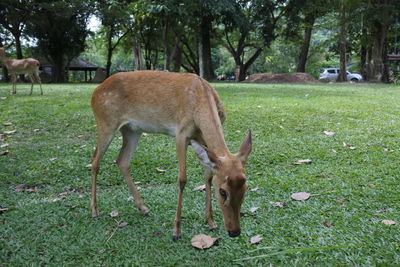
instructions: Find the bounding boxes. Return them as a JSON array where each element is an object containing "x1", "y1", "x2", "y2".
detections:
[
  {"x1": 0, "y1": 45, "x2": 43, "y2": 95},
  {"x1": 90, "y1": 70, "x2": 252, "y2": 240}
]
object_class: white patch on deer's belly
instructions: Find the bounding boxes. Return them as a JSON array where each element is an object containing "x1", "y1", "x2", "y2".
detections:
[{"x1": 126, "y1": 120, "x2": 176, "y2": 136}]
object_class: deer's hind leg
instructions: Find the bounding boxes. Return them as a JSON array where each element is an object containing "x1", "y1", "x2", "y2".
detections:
[
  {"x1": 117, "y1": 125, "x2": 149, "y2": 215},
  {"x1": 91, "y1": 123, "x2": 118, "y2": 217}
]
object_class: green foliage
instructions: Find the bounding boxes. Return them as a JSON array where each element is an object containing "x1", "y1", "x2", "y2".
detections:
[
  {"x1": 1, "y1": 82, "x2": 400, "y2": 265},
  {"x1": 25, "y1": 0, "x2": 93, "y2": 82}
]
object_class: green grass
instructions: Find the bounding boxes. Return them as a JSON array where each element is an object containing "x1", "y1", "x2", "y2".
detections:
[{"x1": 1, "y1": 81, "x2": 399, "y2": 266}]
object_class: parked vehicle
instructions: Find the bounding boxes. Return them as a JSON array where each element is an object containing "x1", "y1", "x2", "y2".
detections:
[{"x1": 319, "y1": 68, "x2": 363, "y2": 82}]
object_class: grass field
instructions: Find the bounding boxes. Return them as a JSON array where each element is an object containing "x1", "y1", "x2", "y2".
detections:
[{"x1": 1, "y1": 81, "x2": 399, "y2": 266}]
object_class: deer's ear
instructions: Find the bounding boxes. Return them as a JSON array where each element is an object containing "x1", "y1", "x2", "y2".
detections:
[
  {"x1": 191, "y1": 140, "x2": 219, "y2": 170},
  {"x1": 236, "y1": 130, "x2": 252, "y2": 164}
]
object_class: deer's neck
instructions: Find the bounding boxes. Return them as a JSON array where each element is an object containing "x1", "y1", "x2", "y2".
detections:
[{"x1": 195, "y1": 88, "x2": 229, "y2": 157}]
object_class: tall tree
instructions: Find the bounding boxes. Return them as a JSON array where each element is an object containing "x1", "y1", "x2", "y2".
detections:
[
  {"x1": 284, "y1": 0, "x2": 331, "y2": 73},
  {"x1": 221, "y1": 0, "x2": 285, "y2": 81},
  {"x1": 26, "y1": 0, "x2": 92, "y2": 82},
  {"x1": 0, "y1": 0, "x2": 32, "y2": 60},
  {"x1": 95, "y1": 0, "x2": 131, "y2": 77},
  {"x1": 337, "y1": 0, "x2": 347, "y2": 82}
]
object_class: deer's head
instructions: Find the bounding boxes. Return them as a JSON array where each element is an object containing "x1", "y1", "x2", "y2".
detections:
[{"x1": 192, "y1": 131, "x2": 252, "y2": 237}]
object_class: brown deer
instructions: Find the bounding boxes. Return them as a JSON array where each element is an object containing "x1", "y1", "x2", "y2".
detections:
[
  {"x1": 0, "y1": 45, "x2": 43, "y2": 95},
  {"x1": 90, "y1": 70, "x2": 252, "y2": 240}
]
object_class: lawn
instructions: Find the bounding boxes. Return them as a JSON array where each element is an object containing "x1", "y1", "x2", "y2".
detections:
[{"x1": 1, "y1": 81, "x2": 399, "y2": 266}]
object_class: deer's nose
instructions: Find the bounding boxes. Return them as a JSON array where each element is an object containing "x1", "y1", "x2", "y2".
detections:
[{"x1": 228, "y1": 229, "x2": 241, "y2": 237}]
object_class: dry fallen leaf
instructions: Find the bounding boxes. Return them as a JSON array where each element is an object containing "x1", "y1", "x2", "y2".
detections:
[
  {"x1": 191, "y1": 234, "x2": 218, "y2": 250},
  {"x1": 13, "y1": 184, "x2": 26, "y2": 192},
  {"x1": 273, "y1": 202, "x2": 285, "y2": 208},
  {"x1": 322, "y1": 131, "x2": 336, "y2": 136},
  {"x1": 2, "y1": 122, "x2": 13, "y2": 126},
  {"x1": 109, "y1": 210, "x2": 119, "y2": 217},
  {"x1": 156, "y1": 167, "x2": 166, "y2": 173},
  {"x1": 249, "y1": 186, "x2": 259, "y2": 192},
  {"x1": 0, "y1": 207, "x2": 9, "y2": 213},
  {"x1": 382, "y1": 220, "x2": 396, "y2": 226},
  {"x1": 293, "y1": 159, "x2": 312, "y2": 165},
  {"x1": 322, "y1": 221, "x2": 331, "y2": 227},
  {"x1": 4, "y1": 130, "x2": 16, "y2": 135},
  {"x1": 194, "y1": 184, "x2": 206, "y2": 191},
  {"x1": 291, "y1": 192, "x2": 311, "y2": 201},
  {"x1": 250, "y1": 235, "x2": 263, "y2": 244},
  {"x1": 85, "y1": 163, "x2": 92, "y2": 168},
  {"x1": 249, "y1": 207, "x2": 259, "y2": 213},
  {"x1": 118, "y1": 222, "x2": 129, "y2": 228}
]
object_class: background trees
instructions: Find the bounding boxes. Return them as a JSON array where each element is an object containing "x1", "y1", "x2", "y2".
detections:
[{"x1": 0, "y1": 0, "x2": 399, "y2": 83}]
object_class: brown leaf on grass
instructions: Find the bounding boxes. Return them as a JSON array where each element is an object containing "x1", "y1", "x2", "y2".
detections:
[
  {"x1": 191, "y1": 234, "x2": 218, "y2": 250},
  {"x1": 2, "y1": 122, "x2": 12, "y2": 126},
  {"x1": 368, "y1": 184, "x2": 376, "y2": 188},
  {"x1": 0, "y1": 150, "x2": 9, "y2": 156},
  {"x1": 156, "y1": 167, "x2": 166, "y2": 173},
  {"x1": 291, "y1": 192, "x2": 311, "y2": 201},
  {"x1": 109, "y1": 210, "x2": 119, "y2": 217},
  {"x1": 322, "y1": 131, "x2": 336, "y2": 136},
  {"x1": 250, "y1": 235, "x2": 263, "y2": 244},
  {"x1": 4, "y1": 130, "x2": 16, "y2": 135},
  {"x1": 13, "y1": 184, "x2": 26, "y2": 192},
  {"x1": 249, "y1": 207, "x2": 259, "y2": 213},
  {"x1": 293, "y1": 159, "x2": 312, "y2": 165},
  {"x1": 273, "y1": 202, "x2": 285, "y2": 208},
  {"x1": 118, "y1": 222, "x2": 129, "y2": 228},
  {"x1": 194, "y1": 184, "x2": 206, "y2": 191},
  {"x1": 0, "y1": 207, "x2": 9, "y2": 213},
  {"x1": 382, "y1": 220, "x2": 396, "y2": 226},
  {"x1": 26, "y1": 187, "x2": 38, "y2": 193},
  {"x1": 322, "y1": 221, "x2": 331, "y2": 227}
]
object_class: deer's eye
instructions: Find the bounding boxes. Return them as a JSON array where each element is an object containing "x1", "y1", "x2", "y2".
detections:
[{"x1": 219, "y1": 189, "x2": 227, "y2": 200}]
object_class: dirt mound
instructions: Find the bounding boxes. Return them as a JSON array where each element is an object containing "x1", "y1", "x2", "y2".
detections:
[{"x1": 247, "y1": 73, "x2": 319, "y2": 84}]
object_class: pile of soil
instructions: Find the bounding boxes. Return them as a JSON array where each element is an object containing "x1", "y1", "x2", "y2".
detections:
[{"x1": 247, "y1": 73, "x2": 319, "y2": 84}]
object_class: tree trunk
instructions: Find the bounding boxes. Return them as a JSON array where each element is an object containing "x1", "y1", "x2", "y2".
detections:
[
  {"x1": 14, "y1": 32, "x2": 25, "y2": 81},
  {"x1": 132, "y1": 35, "x2": 144, "y2": 70},
  {"x1": 51, "y1": 54, "x2": 67, "y2": 83},
  {"x1": 297, "y1": 15, "x2": 315, "y2": 73},
  {"x1": 360, "y1": 44, "x2": 367, "y2": 80},
  {"x1": 163, "y1": 20, "x2": 171, "y2": 71},
  {"x1": 198, "y1": 16, "x2": 213, "y2": 80},
  {"x1": 105, "y1": 27, "x2": 114, "y2": 77},
  {"x1": 337, "y1": 2, "x2": 347, "y2": 82},
  {"x1": 370, "y1": 21, "x2": 390, "y2": 82}
]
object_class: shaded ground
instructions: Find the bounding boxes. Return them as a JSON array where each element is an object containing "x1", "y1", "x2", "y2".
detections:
[{"x1": 247, "y1": 72, "x2": 319, "y2": 83}]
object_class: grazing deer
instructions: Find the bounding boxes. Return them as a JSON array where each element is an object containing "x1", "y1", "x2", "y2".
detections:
[
  {"x1": 90, "y1": 70, "x2": 252, "y2": 240},
  {"x1": 0, "y1": 45, "x2": 43, "y2": 95}
]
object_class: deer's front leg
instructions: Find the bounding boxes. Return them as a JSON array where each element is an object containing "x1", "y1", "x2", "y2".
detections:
[
  {"x1": 204, "y1": 167, "x2": 217, "y2": 230},
  {"x1": 173, "y1": 136, "x2": 188, "y2": 241}
]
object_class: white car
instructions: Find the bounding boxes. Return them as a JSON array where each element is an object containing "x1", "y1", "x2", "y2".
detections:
[{"x1": 319, "y1": 68, "x2": 363, "y2": 82}]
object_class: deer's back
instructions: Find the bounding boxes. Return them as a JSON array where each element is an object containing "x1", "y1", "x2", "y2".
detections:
[{"x1": 91, "y1": 71, "x2": 225, "y2": 133}]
